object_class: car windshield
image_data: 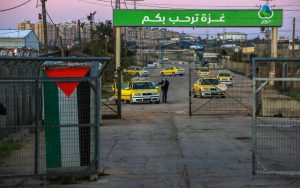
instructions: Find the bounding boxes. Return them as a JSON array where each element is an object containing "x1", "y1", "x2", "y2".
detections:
[
  {"x1": 136, "y1": 67, "x2": 143, "y2": 70},
  {"x1": 133, "y1": 82, "x2": 155, "y2": 89},
  {"x1": 201, "y1": 70, "x2": 209, "y2": 72},
  {"x1": 121, "y1": 83, "x2": 128, "y2": 89},
  {"x1": 201, "y1": 79, "x2": 219, "y2": 85},
  {"x1": 219, "y1": 73, "x2": 230, "y2": 77},
  {"x1": 176, "y1": 67, "x2": 182, "y2": 69}
]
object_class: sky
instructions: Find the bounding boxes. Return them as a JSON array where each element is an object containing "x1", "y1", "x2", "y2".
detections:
[{"x1": 0, "y1": 0, "x2": 299, "y2": 39}]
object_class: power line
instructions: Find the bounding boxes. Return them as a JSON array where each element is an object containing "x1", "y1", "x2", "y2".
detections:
[
  {"x1": 94, "y1": 0, "x2": 300, "y2": 8},
  {"x1": 78, "y1": 0, "x2": 112, "y2": 7},
  {"x1": 45, "y1": 10, "x2": 66, "y2": 35},
  {"x1": 0, "y1": 0, "x2": 32, "y2": 12}
]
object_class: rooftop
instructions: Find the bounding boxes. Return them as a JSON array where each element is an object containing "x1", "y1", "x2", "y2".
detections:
[
  {"x1": 0, "y1": 29, "x2": 33, "y2": 38},
  {"x1": 221, "y1": 32, "x2": 247, "y2": 36}
]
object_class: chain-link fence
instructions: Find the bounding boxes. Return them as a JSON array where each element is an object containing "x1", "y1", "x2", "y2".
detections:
[
  {"x1": 189, "y1": 60, "x2": 252, "y2": 116},
  {"x1": 0, "y1": 57, "x2": 110, "y2": 179},
  {"x1": 252, "y1": 58, "x2": 300, "y2": 175}
]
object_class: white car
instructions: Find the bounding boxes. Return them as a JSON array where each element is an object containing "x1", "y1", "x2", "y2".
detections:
[{"x1": 146, "y1": 63, "x2": 156, "y2": 69}]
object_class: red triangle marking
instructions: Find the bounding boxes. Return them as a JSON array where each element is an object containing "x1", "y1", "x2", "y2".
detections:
[{"x1": 45, "y1": 67, "x2": 91, "y2": 97}]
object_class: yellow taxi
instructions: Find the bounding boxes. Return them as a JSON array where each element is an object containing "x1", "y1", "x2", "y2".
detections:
[
  {"x1": 160, "y1": 66, "x2": 185, "y2": 76},
  {"x1": 197, "y1": 69, "x2": 211, "y2": 77},
  {"x1": 217, "y1": 73, "x2": 233, "y2": 86},
  {"x1": 193, "y1": 78, "x2": 227, "y2": 98},
  {"x1": 113, "y1": 78, "x2": 160, "y2": 104},
  {"x1": 123, "y1": 66, "x2": 148, "y2": 76}
]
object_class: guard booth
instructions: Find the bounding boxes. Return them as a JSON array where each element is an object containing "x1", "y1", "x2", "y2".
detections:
[
  {"x1": 42, "y1": 61, "x2": 103, "y2": 173},
  {"x1": 0, "y1": 56, "x2": 109, "y2": 179}
]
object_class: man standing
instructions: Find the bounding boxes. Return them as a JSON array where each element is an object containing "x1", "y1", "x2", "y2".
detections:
[{"x1": 159, "y1": 78, "x2": 169, "y2": 103}]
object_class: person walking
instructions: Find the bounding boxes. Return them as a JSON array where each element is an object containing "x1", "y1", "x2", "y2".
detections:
[{"x1": 159, "y1": 77, "x2": 169, "y2": 103}]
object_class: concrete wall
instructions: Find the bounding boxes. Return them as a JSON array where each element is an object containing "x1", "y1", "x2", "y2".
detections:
[
  {"x1": 221, "y1": 59, "x2": 252, "y2": 76},
  {"x1": 262, "y1": 97, "x2": 300, "y2": 118}
]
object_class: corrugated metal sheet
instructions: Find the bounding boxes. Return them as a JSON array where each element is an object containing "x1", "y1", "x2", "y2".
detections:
[{"x1": 0, "y1": 30, "x2": 32, "y2": 38}]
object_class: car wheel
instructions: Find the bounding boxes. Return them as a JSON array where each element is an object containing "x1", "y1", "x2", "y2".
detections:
[
  {"x1": 161, "y1": 72, "x2": 164, "y2": 76},
  {"x1": 136, "y1": 73, "x2": 139, "y2": 76},
  {"x1": 180, "y1": 74, "x2": 183, "y2": 76},
  {"x1": 193, "y1": 90, "x2": 197, "y2": 98},
  {"x1": 155, "y1": 101, "x2": 160, "y2": 104}
]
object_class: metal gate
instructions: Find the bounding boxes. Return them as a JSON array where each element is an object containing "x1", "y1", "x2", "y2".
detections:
[
  {"x1": 101, "y1": 64, "x2": 122, "y2": 119},
  {"x1": 189, "y1": 59, "x2": 252, "y2": 116},
  {"x1": 252, "y1": 58, "x2": 300, "y2": 175},
  {"x1": 0, "y1": 57, "x2": 109, "y2": 179}
]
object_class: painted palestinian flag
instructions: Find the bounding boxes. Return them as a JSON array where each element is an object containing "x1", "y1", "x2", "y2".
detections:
[{"x1": 43, "y1": 65, "x2": 92, "y2": 169}]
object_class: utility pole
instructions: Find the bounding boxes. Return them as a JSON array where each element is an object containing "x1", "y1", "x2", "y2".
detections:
[
  {"x1": 292, "y1": 17, "x2": 296, "y2": 57},
  {"x1": 290, "y1": 17, "x2": 296, "y2": 88},
  {"x1": 115, "y1": 0, "x2": 122, "y2": 118},
  {"x1": 124, "y1": 27, "x2": 127, "y2": 58},
  {"x1": 261, "y1": 0, "x2": 278, "y2": 86},
  {"x1": 115, "y1": 0, "x2": 121, "y2": 69},
  {"x1": 87, "y1": 12, "x2": 96, "y2": 55},
  {"x1": 78, "y1": 20, "x2": 82, "y2": 51},
  {"x1": 41, "y1": 0, "x2": 48, "y2": 55},
  {"x1": 139, "y1": 27, "x2": 142, "y2": 65}
]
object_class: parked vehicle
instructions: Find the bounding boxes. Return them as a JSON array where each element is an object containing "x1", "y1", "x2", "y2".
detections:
[
  {"x1": 198, "y1": 69, "x2": 211, "y2": 77},
  {"x1": 217, "y1": 73, "x2": 233, "y2": 86},
  {"x1": 193, "y1": 78, "x2": 227, "y2": 98},
  {"x1": 160, "y1": 66, "x2": 185, "y2": 76},
  {"x1": 123, "y1": 66, "x2": 148, "y2": 76},
  {"x1": 113, "y1": 77, "x2": 160, "y2": 104},
  {"x1": 146, "y1": 63, "x2": 156, "y2": 69}
]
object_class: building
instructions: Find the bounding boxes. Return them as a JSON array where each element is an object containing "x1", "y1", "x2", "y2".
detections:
[
  {"x1": 0, "y1": 29, "x2": 39, "y2": 50},
  {"x1": 220, "y1": 32, "x2": 247, "y2": 41},
  {"x1": 17, "y1": 20, "x2": 90, "y2": 48},
  {"x1": 125, "y1": 27, "x2": 180, "y2": 49}
]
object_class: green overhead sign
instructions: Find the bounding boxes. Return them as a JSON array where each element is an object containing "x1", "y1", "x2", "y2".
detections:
[{"x1": 113, "y1": 9, "x2": 283, "y2": 27}]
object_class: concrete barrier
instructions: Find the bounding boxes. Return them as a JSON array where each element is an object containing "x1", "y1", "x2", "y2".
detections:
[{"x1": 262, "y1": 97, "x2": 300, "y2": 117}]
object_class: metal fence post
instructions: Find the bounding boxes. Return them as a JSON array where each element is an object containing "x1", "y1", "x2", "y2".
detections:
[
  {"x1": 189, "y1": 62, "x2": 192, "y2": 117},
  {"x1": 95, "y1": 76, "x2": 100, "y2": 173},
  {"x1": 251, "y1": 58, "x2": 257, "y2": 175},
  {"x1": 117, "y1": 68, "x2": 122, "y2": 119},
  {"x1": 252, "y1": 78, "x2": 257, "y2": 175},
  {"x1": 34, "y1": 79, "x2": 39, "y2": 175}
]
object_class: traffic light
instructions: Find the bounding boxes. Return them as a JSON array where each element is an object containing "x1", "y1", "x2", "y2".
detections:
[{"x1": 38, "y1": 13, "x2": 42, "y2": 21}]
